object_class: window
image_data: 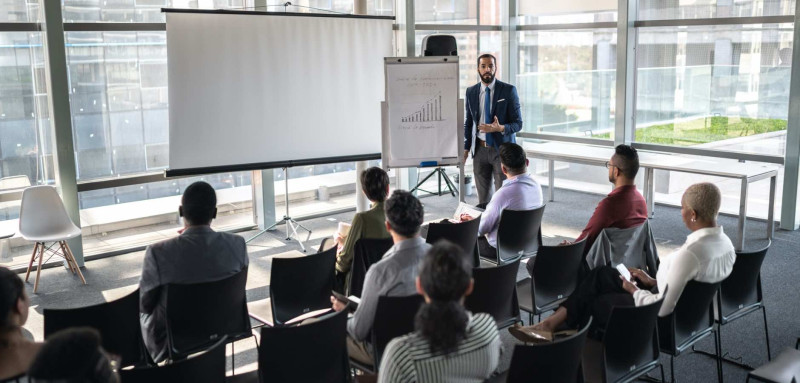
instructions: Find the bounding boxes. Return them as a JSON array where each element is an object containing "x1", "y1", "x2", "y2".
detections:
[
  {"x1": 518, "y1": 0, "x2": 617, "y2": 24},
  {"x1": 416, "y1": 0, "x2": 477, "y2": 24},
  {"x1": 638, "y1": 0, "x2": 795, "y2": 20}
]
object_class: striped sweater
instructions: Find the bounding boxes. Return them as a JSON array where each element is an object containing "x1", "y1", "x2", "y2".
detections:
[{"x1": 378, "y1": 312, "x2": 501, "y2": 383}]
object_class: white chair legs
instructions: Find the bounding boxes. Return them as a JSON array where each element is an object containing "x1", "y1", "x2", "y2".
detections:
[{"x1": 24, "y1": 240, "x2": 86, "y2": 293}]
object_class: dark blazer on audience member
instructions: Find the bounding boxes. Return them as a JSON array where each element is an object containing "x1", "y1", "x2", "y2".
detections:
[{"x1": 138, "y1": 225, "x2": 248, "y2": 362}]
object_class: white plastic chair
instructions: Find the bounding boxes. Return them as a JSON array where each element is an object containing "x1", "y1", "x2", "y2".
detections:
[{"x1": 19, "y1": 186, "x2": 85, "y2": 293}]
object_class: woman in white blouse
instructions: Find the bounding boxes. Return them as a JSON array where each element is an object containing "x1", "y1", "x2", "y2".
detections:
[{"x1": 510, "y1": 182, "x2": 735, "y2": 338}]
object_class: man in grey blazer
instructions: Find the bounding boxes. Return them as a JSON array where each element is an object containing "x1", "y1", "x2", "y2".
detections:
[
  {"x1": 463, "y1": 53, "x2": 524, "y2": 205},
  {"x1": 138, "y1": 181, "x2": 248, "y2": 362}
]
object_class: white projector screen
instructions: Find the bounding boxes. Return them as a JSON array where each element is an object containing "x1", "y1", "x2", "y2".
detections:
[{"x1": 164, "y1": 10, "x2": 394, "y2": 176}]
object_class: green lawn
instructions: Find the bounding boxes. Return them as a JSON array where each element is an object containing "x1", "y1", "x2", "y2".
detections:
[{"x1": 595, "y1": 116, "x2": 786, "y2": 146}]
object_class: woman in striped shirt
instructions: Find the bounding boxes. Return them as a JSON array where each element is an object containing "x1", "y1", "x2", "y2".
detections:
[{"x1": 378, "y1": 241, "x2": 501, "y2": 383}]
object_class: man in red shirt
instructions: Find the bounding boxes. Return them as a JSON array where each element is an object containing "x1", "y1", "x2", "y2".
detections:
[{"x1": 564, "y1": 144, "x2": 648, "y2": 253}]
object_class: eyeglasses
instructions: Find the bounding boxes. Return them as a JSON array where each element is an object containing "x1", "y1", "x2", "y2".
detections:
[{"x1": 606, "y1": 161, "x2": 624, "y2": 171}]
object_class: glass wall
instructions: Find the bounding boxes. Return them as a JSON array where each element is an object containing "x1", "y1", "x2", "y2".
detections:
[{"x1": 638, "y1": 0, "x2": 794, "y2": 20}]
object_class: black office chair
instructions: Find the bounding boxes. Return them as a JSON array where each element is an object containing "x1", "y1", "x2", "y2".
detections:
[
  {"x1": 165, "y1": 268, "x2": 251, "y2": 370},
  {"x1": 44, "y1": 288, "x2": 152, "y2": 368},
  {"x1": 658, "y1": 281, "x2": 723, "y2": 383},
  {"x1": 694, "y1": 243, "x2": 771, "y2": 369},
  {"x1": 493, "y1": 205, "x2": 545, "y2": 265},
  {"x1": 517, "y1": 240, "x2": 586, "y2": 324},
  {"x1": 270, "y1": 246, "x2": 336, "y2": 325},
  {"x1": 426, "y1": 217, "x2": 481, "y2": 267},
  {"x1": 351, "y1": 294, "x2": 424, "y2": 374},
  {"x1": 120, "y1": 336, "x2": 226, "y2": 383},
  {"x1": 349, "y1": 237, "x2": 393, "y2": 297},
  {"x1": 318, "y1": 237, "x2": 336, "y2": 253},
  {"x1": 497, "y1": 316, "x2": 592, "y2": 383},
  {"x1": 246, "y1": 309, "x2": 350, "y2": 383},
  {"x1": 465, "y1": 259, "x2": 521, "y2": 329},
  {"x1": 600, "y1": 294, "x2": 666, "y2": 383}
]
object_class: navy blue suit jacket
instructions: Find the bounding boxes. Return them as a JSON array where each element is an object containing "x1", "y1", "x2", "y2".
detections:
[{"x1": 463, "y1": 79, "x2": 523, "y2": 154}]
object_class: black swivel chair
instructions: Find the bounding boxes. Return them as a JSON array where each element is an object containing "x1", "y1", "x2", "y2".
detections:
[
  {"x1": 43, "y1": 288, "x2": 153, "y2": 368},
  {"x1": 426, "y1": 217, "x2": 481, "y2": 267},
  {"x1": 120, "y1": 336, "x2": 227, "y2": 383},
  {"x1": 493, "y1": 206, "x2": 545, "y2": 265},
  {"x1": 349, "y1": 294, "x2": 424, "y2": 374},
  {"x1": 165, "y1": 268, "x2": 252, "y2": 370},
  {"x1": 599, "y1": 294, "x2": 666, "y2": 383},
  {"x1": 516, "y1": 240, "x2": 586, "y2": 324},
  {"x1": 465, "y1": 259, "x2": 521, "y2": 329},
  {"x1": 658, "y1": 281, "x2": 723, "y2": 383},
  {"x1": 270, "y1": 246, "x2": 336, "y2": 325},
  {"x1": 694, "y1": 243, "x2": 771, "y2": 369},
  {"x1": 349, "y1": 238, "x2": 393, "y2": 297},
  {"x1": 495, "y1": 317, "x2": 592, "y2": 383},
  {"x1": 247, "y1": 310, "x2": 350, "y2": 383}
]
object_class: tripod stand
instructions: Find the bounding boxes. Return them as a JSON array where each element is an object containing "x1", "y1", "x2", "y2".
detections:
[
  {"x1": 246, "y1": 167, "x2": 312, "y2": 252},
  {"x1": 410, "y1": 167, "x2": 457, "y2": 197}
]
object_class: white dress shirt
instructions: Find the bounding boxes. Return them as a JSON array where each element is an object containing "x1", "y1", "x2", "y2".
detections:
[
  {"x1": 633, "y1": 226, "x2": 735, "y2": 317},
  {"x1": 476, "y1": 79, "x2": 495, "y2": 141}
]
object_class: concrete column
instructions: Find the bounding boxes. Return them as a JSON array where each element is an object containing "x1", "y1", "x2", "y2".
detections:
[
  {"x1": 41, "y1": 1, "x2": 84, "y2": 265},
  {"x1": 780, "y1": 0, "x2": 800, "y2": 230}
]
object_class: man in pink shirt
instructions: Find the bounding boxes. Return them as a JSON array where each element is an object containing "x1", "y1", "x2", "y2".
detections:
[{"x1": 564, "y1": 144, "x2": 648, "y2": 253}]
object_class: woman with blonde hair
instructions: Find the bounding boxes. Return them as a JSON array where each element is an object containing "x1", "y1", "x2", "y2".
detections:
[{"x1": 510, "y1": 182, "x2": 736, "y2": 339}]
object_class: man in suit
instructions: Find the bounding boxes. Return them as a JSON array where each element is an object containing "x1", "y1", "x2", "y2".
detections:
[
  {"x1": 138, "y1": 181, "x2": 249, "y2": 363},
  {"x1": 463, "y1": 53, "x2": 524, "y2": 205}
]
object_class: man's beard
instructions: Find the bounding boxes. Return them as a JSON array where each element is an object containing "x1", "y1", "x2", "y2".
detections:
[
  {"x1": 481, "y1": 72, "x2": 495, "y2": 84},
  {"x1": 608, "y1": 174, "x2": 616, "y2": 184}
]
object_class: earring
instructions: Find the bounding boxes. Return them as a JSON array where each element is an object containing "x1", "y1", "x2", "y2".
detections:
[{"x1": 691, "y1": 218, "x2": 696, "y2": 222}]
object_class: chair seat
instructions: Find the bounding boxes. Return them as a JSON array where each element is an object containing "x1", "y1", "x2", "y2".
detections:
[
  {"x1": 749, "y1": 348, "x2": 800, "y2": 383},
  {"x1": 516, "y1": 279, "x2": 533, "y2": 313},
  {"x1": 225, "y1": 370, "x2": 258, "y2": 383},
  {"x1": 22, "y1": 224, "x2": 81, "y2": 242}
]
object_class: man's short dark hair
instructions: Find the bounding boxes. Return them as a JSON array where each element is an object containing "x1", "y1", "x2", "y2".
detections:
[
  {"x1": 477, "y1": 53, "x2": 496, "y2": 66},
  {"x1": 613, "y1": 144, "x2": 640, "y2": 180},
  {"x1": 384, "y1": 190, "x2": 424, "y2": 237},
  {"x1": 181, "y1": 181, "x2": 217, "y2": 225},
  {"x1": 360, "y1": 167, "x2": 390, "y2": 203},
  {"x1": 499, "y1": 143, "x2": 526, "y2": 174},
  {"x1": 28, "y1": 327, "x2": 118, "y2": 382}
]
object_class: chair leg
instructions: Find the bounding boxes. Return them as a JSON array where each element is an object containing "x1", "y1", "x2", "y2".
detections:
[
  {"x1": 670, "y1": 356, "x2": 675, "y2": 383},
  {"x1": 33, "y1": 242, "x2": 45, "y2": 293},
  {"x1": 60, "y1": 241, "x2": 76, "y2": 274},
  {"x1": 231, "y1": 341, "x2": 235, "y2": 375},
  {"x1": 660, "y1": 364, "x2": 666, "y2": 383},
  {"x1": 64, "y1": 242, "x2": 86, "y2": 285},
  {"x1": 715, "y1": 329, "x2": 724, "y2": 383},
  {"x1": 761, "y1": 306, "x2": 771, "y2": 361},
  {"x1": 25, "y1": 242, "x2": 39, "y2": 282}
]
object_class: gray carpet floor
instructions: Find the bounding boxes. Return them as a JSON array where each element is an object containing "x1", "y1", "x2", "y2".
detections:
[{"x1": 18, "y1": 186, "x2": 799, "y2": 382}]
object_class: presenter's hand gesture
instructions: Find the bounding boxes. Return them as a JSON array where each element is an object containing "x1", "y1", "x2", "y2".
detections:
[
  {"x1": 478, "y1": 116, "x2": 503, "y2": 133},
  {"x1": 463, "y1": 150, "x2": 470, "y2": 164}
]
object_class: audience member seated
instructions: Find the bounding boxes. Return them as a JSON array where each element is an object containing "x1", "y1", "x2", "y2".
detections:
[
  {"x1": 334, "y1": 167, "x2": 391, "y2": 293},
  {"x1": 510, "y1": 182, "x2": 735, "y2": 339},
  {"x1": 560, "y1": 144, "x2": 647, "y2": 255},
  {"x1": 138, "y1": 181, "x2": 248, "y2": 363},
  {"x1": 331, "y1": 190, "x2": 431, "y2": 367},
  {"x1": 0, "y1": 268, "x2": 41, "y2": 382},
  {"x1": 28, "y1": 327, "x2": 119, "y2": 383},
  {"x1": 379, "y1": 241, "x2": 500, "y2": 383},
  {"x1": 461, "y1": 142, "x2": 542, "y2": 261}
]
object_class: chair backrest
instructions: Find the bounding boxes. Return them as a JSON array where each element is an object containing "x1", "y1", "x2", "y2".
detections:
[
  {"x1": 44, "y1": 289, "x2": 150, "y2": 368},
  {"x1": 602, "y1": 295, "x2": 665, "y2": 383},
  {"x1": 119, "y1": 336, "x2": 226, "y2": 383},
  {"x1": 258, "y1": 309, "x2": 349, "y2": 383},
  {"x1": 719, "y1": 243, "x2": 769, "y2": 322},
  {"x1": 18, "y1": 186, "x2": 75, "y2": 239},
  {"x1": 496, "y1": 205, "x2": 545, "y2": 264},
  {"x1": 371, "y1": 294, "x2": 425, "y2": 368},
  {"x1": 506, "y1": 317, "x2": 592, "y2": 383},
  {"x1": 271, "y1": 247, "x2": 336, "y2": 325},
  {"x1": 318, "y1": 237, "x2": 336, "y2": 253},
  {"x1": 465, "y1": 259, "x2": 521, "y2": 329},
  {"x1": 165, "y1": 268, "x2": 250, "y2": 357},
  {"x1": 586, "y1": 222, "x2": 658, "y2": 275},
  {"x1": 530, "y1": 240, "x2": 586, "y2": 313},
  {"x1": 658, "y1": 280, "x2": 719, "y2": 355},
  {"x1": 349, "y1": 238, "x2": 394, "y2": 297},
  {"x1": 426, "y1": 218, "x2": 481, "y2": 267}
]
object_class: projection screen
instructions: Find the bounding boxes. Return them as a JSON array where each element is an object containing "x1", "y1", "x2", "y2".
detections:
[{"x1": 164, "y1": 10, "x2": 395, "y2": 176}]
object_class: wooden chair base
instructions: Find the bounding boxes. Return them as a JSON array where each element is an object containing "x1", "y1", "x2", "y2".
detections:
[{"x1": 24, "y1": 240, "x2": 86, "y2": 293}]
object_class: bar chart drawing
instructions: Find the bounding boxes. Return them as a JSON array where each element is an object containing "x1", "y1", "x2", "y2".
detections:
[{"x1": 400, "y1": 93, "x2": 444, "y2": 122}]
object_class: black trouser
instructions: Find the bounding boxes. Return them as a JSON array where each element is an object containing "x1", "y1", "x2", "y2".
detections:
[
  {"x1": 478, "y1": 237, "x2": 498, "y2": 262},
  {"x1": 561, "y1": 266, "x2": 634, "y2": 330}
]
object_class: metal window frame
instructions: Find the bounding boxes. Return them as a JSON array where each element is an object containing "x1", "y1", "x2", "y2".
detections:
[
  {"x1": 634, "y1": 15, "x2": 794, "y2": 28},
  {"x1": 0, "y1": 22, "x2": 40, "y2": 31}
]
